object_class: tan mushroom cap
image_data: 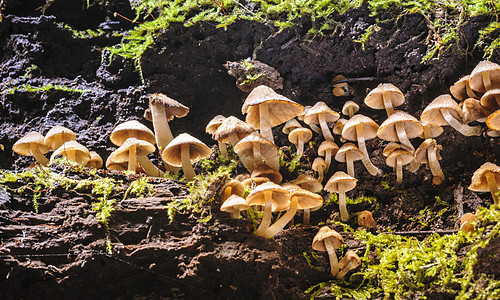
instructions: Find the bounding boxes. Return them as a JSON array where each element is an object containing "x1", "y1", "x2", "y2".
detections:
[
  {"x1": 12, "y1": 132, "x2": 50, "y2": 156},
  {"x1": 486, "y1": 109, "x2": 500, "y2": 130},
  {"x1": 383, "y1": 142, "x2": 402, "y2": 157},
  {"x1": 358, "y1": 210, "x2": 376, "y2": 229},
  {"x1": 110, "y1": 120, "x2": 156, "y2": 146},
  {"x1": 342, "y1": 114, "x2": 379, "y2": 141},
  {"x1": 220, "y1": 194, "x2": 250, "y2": 213},
  {"x1": 385, "y1": 148, "x2": 414, "y2": 168},
  {"x1": 44, "y1": 125, "x2": 77, "y2": 150},
  {"x1": 251, "y1": 164, "x2": 283, "y2": 184},
  {"x1": 212, "y1": 116, "x2": 255, "y2": 145},
  {"x1": 161, "y1": 133, "x2": 211, "y2": 167},
  {"x1": 318, "y1": 140, "x2": 339, "y2": 157},
  {"x1": 86, "y1": 151, "x2": 103, "y2": 169},
  {"x1": 50, "y1": 140, "x2": 91, "y2": 165},
  {"x1": 462, "y1": 98, "x2": 489, "y2": 124},
  {"x1": 469, "y1": 60, "x2": 500, "y2": 93},
  {"x1": 420, "y1": 94, "x2": 463, "y2": 126},
  {"x1": 460, "y1": 212, "x2": 476, "y2": 233},
  {"x1": 206, "y1": 115, "x2": 226, "y2": 135},
  {"x1": 246, "y1": 181, "x2": 290, "y2": 211},
  {"x1": 419, "y1": 122, "x2": 444, "y2": 139},
  {"x1": 242, "y1": 176, "x2": 270, "y2": 189},
  {"x1": 335, "y1": 143, "x2": 364, "y2": 162},
  {"x1": 292, "y1": 174, "x2": 323, "y2": 193},
  {"x1": 148, "y1": 93, "x2": 190, "y2": 121},
  {"x1": 364, "y1": 83, "x2": 405, "y2": 110},
  {"x1": 377, "y1": 111, "x2": 423, "y2": 141},
  {"x1": 290, "y1": 189, "x2": 323, "y2": 210},
  {"x1": 414, "y1": 139, "x2": 442, "y2": 163},
  {"x1": 288, "y1": 127, "x2": 313, "y2": 145},
  {"x1": 324, "y1": 171, "x2": 358, "y2": 193},
  {"x1": 333, "y1": 118, "x2": 348, "y2": 136},
  {"x1": 337, "y1": 250, "x2": 362, "y2": 278},
  {"x1": 234, "y1": 132, "x2": 279, "y2": 172},
  {"x1": 312, "y1": 157, "x2": 327, "y2": 172},
  {"x1": 111, "y1": 137, "x2": 156, "y2": 163},
  {"x1": 220, "y1": 179, "x2": 246, "y2": 199},
  {"x1": 282, "y1": 118, "x2": 302, "y2": 134},
  {"x1": 480, "y1": 87, "x2": 500, "y2": 112},
  {"x1": 342, "y1": 101, "x2": 360, "y2": 117},
  {"x1": 105, "y1": 152, "x2": 128, "y2": 171},
  {"x1": 312, "y1": 226, "x2": 344, "y2": 252},
  {"x1": 450, "y1": 75, "x2": 479, "y2": 101},
  {"x1": 468, "y1": 162, "x2": 500, "y2": 192},
  {"x1": 303, "y1": 101, "x2": 340, "y2": 125},
  {"x1": 242, "y1": 85, "x2": 304, "y2": 128}
]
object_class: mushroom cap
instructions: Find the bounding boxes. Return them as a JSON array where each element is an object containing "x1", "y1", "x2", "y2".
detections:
[
  {"x1": 282, "y1": 118, "x2": 302, "y2": 134},
  {"x1": 460, "y1": 212, "x2": 476, "y2": 233},
  {"x1": 148, "y1": 93, "x2": 189, "y2": 121},
  {"x1": 487, "y1": 128, "x2": 500, "y2": 137},
  {"x1": 342, "y1": 114, "x2": 379, "y2": 141},
  {"x1": 303, "y1": 101, "x2": 340, "y2": 125},
  {"x1": 480, "y1": 87, "x2": 500, "y2": 112},
  {"x1": 220, "y1": 194, "x2": 250, "y2": 212},
  {"x1": 242, "y1": 85, "x2": 304, "y2": 129},
  {"x1": 298, "y1": 105, "x2": 312, "y2": 121},
  {"x1": 206, "y1": 115, "x2": 226, "y2": 135},
  {"x1": 108, "y1": 138, "x2": 156, "y2": 164},
  {"x1": 105, "y1": 154, "x2": 128, "y2": 171},
  {"x1": 377, "y1": 111, "x2": 423, "y2": 141},
  {"x1": 420, "y1": 94, "x2": 463, "y2": 126},
  {"x1": 234, "y1": 132, "x2": 279, "y2": 172},
  {"x1": 414, "y1": 139, "x2": 442, "y2": 164},
  {"x1": 461, "y1": 98, "x2": 489, "y2": 124},
  {"x1": 469, "y1": 162, "x2": 500, "y2": 192},
  {"x1": 318, "y1": 140, "x2": 340, "y2": 157},
  {"x1": 212, "y1": 116, "x2": 255, "y2": 143},
  {"x1": 246, "y1": 181, "x2": 290, "y2": 211},
  {"x1": 290, "y1": 188, "x2": 324, "y2": 210},
  {"x1": 419, "y1": 122, "x2": 444, "y2": 139},
  {"x1": 86, "y1": 151, "x2": 103, "y2": 169},
  {"x1": 292, "y1": 174, "x2": 323, "y2": 193},
  {"x1": 13, "y1": 132, "x2": 50, "y2": 156},
  {"x1": 324, "y1": 171, "x2": 357, "y2": 193},
  {"x1": 486, "y1": 109, "x2": 500, "y2": 130},
  {"x1": 469, "y1": 60, "x2": 500, "y2": 93},
  {"x1": 335, "y1": 143, "x2": 364, "y2": 162},
  {"x1": 50, "y1": 140, "x2": 91, "y2": 165},
  {"x1": 382, "y1": 142, "x2": 402, "y2": 157},
  {"x1": 251, "y1": 164, "x2": 283, "y2": 184},
  {"x1": 338, "y1": 250, "x2": 361, "y2": 271},
  {"x1": 220, "y1": 179, "x2": 246, "y2": 199},
  {"x1": 110, "y1": 120, "x2": 156, "y2": 146},
  {"x1": 450, "y1": 75, "x2": 478, "y2": 101},
  {"x1": 333, "y1": 118, "x2": 348, "y2": 136},
  {"x1": 161, "y1": 133, "x2": 211, "y2": 167},
  {"x1": 364, "y1": 83, "x2": 405, "y2": 110},
  {"x1": 385, "y1": 148, "x2": 414, "y2": 168},
  {"x1": 312, "y1": 157, "x2": 327, "y2": 172},
  {"x1": 288, "y1": 127, "x2": 313, "y2": 145},
  {"x1": 242, "y1": 176, "x2": 270, "y2": 189},
  {"x1": 44, "y1": 125, "x2": 77, "y2": 150},
  {"x1": 144, "y1": 107, "x2": 152, "y2": 122},
  {"x1": 358, "y1": 211, "x2": 376, "y2": 229},
  {"x1": 312, "y1": 226, "x2": 344, "y2": 252},
  {"x1": 342, "y1": 101, "x2": 360, "y2": 116}
]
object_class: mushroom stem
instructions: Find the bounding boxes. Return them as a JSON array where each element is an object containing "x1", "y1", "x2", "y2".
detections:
[
  {"x1": 336, "y1": 261, "x2": 355, "y2": 279},
  {"x1": 255, "y1": 190, "x2": 273, "y2": 236},
  {"x1": 230, "y1": 209, "x2": 241, "y2": 219},
  {"x1": 128, "y1": 145, "x2": 136, "y2": 172},
  {"x1": 218, "y1": 141, "x2": 228, "y2": 156},
  {"x1": 482, "y1": 71, "x2": 492, "y2": 91},
  {"x1": 137, "y1": 155, "x2": 165, "y2": 177},
  {"x1": 181, "y1": 144, "x2": 196, "y2": 181},
  {"x1": 395, "y1": 156, "x2": 403, "y2": 183},
  {"x1": 423, "y1": 125, "x2": 433, "y2": 140},
  {"x1": 150, "y1": 103, "x2": 174, "y2": 150},
  {"x1": 228, "y1": 133, "x2": 240, "y2": 147},
  {"x1": 441, "y1": 109, "x2": 482, "y2": 136},
  {"x1": 383, "y1": 93, "x2": 395, "y2": 116},
  {"x1": 318, "y1": 113, "x2": 335, "y2": 141},
  {"x1": 338, "y1": 186, "x2": 349, "y2": 222},
  {"x1": 465, "y1": 83, "x2": 477, "y2": 98},
  {"x1": 54, "y1": 135, "x2": 62, "y2": 150},
  {"x1": 264, "y1": 196, "x2": 298, "y2": 238},
  {"x1": 296, "y1": 132, "x2": 305, "y2": 156},
  {"x1": 395, "y1": 122, "x2": 415, "y2": 153},
  {"x1": 347, "y1": 107, "x2": 354, "y2": 119},
  {"x1": 30, "y1": 144, "x2": 48, "y2": 166},
  {"x1": 427, "y1": 146, "x2": 444, "y2": 185},
  {"x1": 324, "y1": 150, "x2": 332, "y2": 171},
  {"x1": 346, "y1": 151, "x2": 355, "y2": 178},
  {"x1": 317, "y1": 168, "x2": 324, "y2": 183},
  {"x1": 324, "y1": 238, "x2": 340, "y2": 276},
  {"x1": 355, "y1": 124, "x2": 382, "y2": 176},
  {"x1": 253, "y1": 141, "x2": 262, "y2": 164},
  {"x1": 485, "y1": 171, "x2": 499, "y2": 205},
  {"x1": 309, "y1": 124, "x2": 322, "y2": 134},
  {"x1": 259, "y1": 102, "x2": 273, "y2": 143},
  {"x1": 303, "y1": 208, "x2": 311, "y2": 225}
]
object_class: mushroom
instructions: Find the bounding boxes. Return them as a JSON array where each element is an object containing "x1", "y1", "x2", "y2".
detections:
[
  {"x1": 342, "y1": 114, "x2": 382, "y2": 176},
  {"x1": 469, "y1": 60, "x2": 500, "y2": 92},
  {"x1": 312, "y1": 226, "x2": 344, "y2": 276},
  {"x1": 325, "y1": 171, "x2": 358, "y2": 222},
  {"x1": 461, "y1": 98, "x2": 490, "y2": 124},
  {"x1": 234, "y1": 132, "x2": 280, "y2": 173},
  {"x1": 161, "y1": 133, "x2": 211, "y2": 181},
  {"x1": 86, "y1": 151, "x2": 103, "y2": 169},
  {"x1": 413, "y1": 139, "x2": 445, "y2": 185},
  {"x1": 251, "y1": 163, "x2": 283, "y2": 184},
  {"x1": 341, "y1": 101, "x2": 359, "y2": 119},
  {"x1": 242, "y1": 176, "x2": 270, "y2": 190},
  {"x1": 364, "y1": 83, "x2": 405, "y2": 116},
  {"x1": 220, "y1": 195, "x2": 250, "y2": 219},
  {"x1": 12, "y1": 132, "x2": 50, "y2": 166},
  {"x1": 109, "y1": 137, "x2": 163, "y2": 177},
  {"x1": 460, "y1": 212, "x2": 476, "y2": 233},
  {"x1": 450, "y1": 75, "x2": 479, "y2": 101},
  {"x1": 336, "y1": 250, "x2": 361, "y2": 279},
  {"x1": 303, "y1": 101, "x2": 340, "y2": 141},
  {"x1": 292, "y1": 174, "x2": 323, "y2": 225},
  {"x1": 246, "y1": 182, "x2": 290, "y2": 237},
  {"x1": 288, "y1": 127, "x2": 312, "y2": 156},
  {"x1": 50, "y1": 140, "x2": 91, "y2": 165},
  {"x1": 333, "y1": 118, "x2": 348, "y2": 142},
  {"x1": 105, "y1": 155, "x2": 128, "y2": 171},
  {"x1": 282, "y1": 118, "x2": 302, "y2": 135},
  {"x1": 385, "y1": 148, "x2": 414, "y2": 183},
  {"x1": 206, "y1": 115, "x2": 227, "y2": 155},
  {"x1": 318, "y1": 140, "x2": 339, "y2": 172},
  {"x1": 332, "y1": 75, "x2": 352, "y2": 97},
  {"x1": 220, "y1": 179, "x2": 245, "y2": 203},
  {"x1": 242, "y1": 85, "x2": 304, "y2": 143},
  {"x1": 264, "y1": 188, "x2": 323, "y2": 238},
  {"x1": 110, "y1": 120, "x2": 156, "y2": 146},
  {"x1": 212, "y1": 116, "x2": 255, "y2": 147},
  {"x1": 419, "y1": 122, "x2": 444, "y2": 139},
  {"x1": 468, "y1": 162, "x2": 500, "y2": 205},
  {"x1": 147, "y1": 93, "x2": 189, "y2": 150},
  {"x1": 420, "y1": 94, "x2": 482, "y2": 136},
  {"x1": 357, "y1": 210, "x2": 376, "y2": 230},
  {"x1": 44, "y1": 125, "x2": 76, "y2": 150},
  {"x1": 376, "y1": 111, "x2": 423, "y2": 153},
  {"x1": 480, "y1": 87, "x2": 500, "y2": 112},
  {"x1": 487, "y1": 109, "x2": 500, "y2": 131},
  {"x1": 312, "y1": 157, "x2": 327, "y2": 183},
  {"x1": 300, "y1": 106, "x2": 321, "y2": 134},
  {"x1": 334, "y1": 143, "x2": 364, "y2": 178}
]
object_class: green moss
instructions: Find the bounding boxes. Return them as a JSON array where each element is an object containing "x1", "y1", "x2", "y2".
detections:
[{"x1": 7, "y1": 83, "x2": 90, "y2": 95}]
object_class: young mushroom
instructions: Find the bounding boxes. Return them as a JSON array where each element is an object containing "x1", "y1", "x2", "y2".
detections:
[
  {"x1": 212, "y1": 116, "x2": 255, "y2": 148},
  {"x1": 303, "y1": 101, "x2": 340, "y2": 141},
  {"x1": 50, "y1": 141, "x2": 91, "y2": 165},
  {"x1": 288, "y1": 127, "x2": 312, "y2": 156},
  {"x1": 336, "y1": 250, "x2": 361, "y2": 279},
  {"x1": 234, "y1": 132, "x2": 279, "y2": 173},
  {"x1": 108, "y1": 138, "x2": 164, "y2": 177},
  {"x1": 220, "y1": 195, "x2": 250, "y2": 219},
  {"x1": 450, "y1": 75, "x2": 480, "y2": 101},
  {"x1": 480, "y1": 87, "x2": 500, "y2": 112},
  {"x1": 292, "y1": 174, "x2": 323, "y2": 224},
  {"x1": 364, "y1": 83, "x2": 405, "y2": 116},
  {"x1": 206, "y1": 115, "x2": 227, "y2": 155},
  {"x1": 44, "y1": 125, "x2": 76, "y2": 150},
  {"x1": 460, "y1": 212, "x2": 476, "y2": 233},
  {"x1": 325, "y1": 171, "x2": 358, "y2": 222},
  {"x1": 86, "y1": 151, "x2": 103, "y2": 169},
  {"x1": 332, "y1": 75, "x2": 353, "y2": 97},
  {"x1": 312, "y1": 157, "x2": 327, "y2": 183},
  {"x1": 318, "y1": 140, "x2": 339, "y2": 172},
  {"x1": 12, "y1": 132, "x2": 50, "y2": 166},
  {"x1": 376, "y1": 111, "x2": 423, "y2": 153},
  {"x1": 468, "y1": 162, "x2": 500, "y2": 205},
  {"x1": 110, "y1": 120, "x2": 156, "y2": 147},
  {"x1": 385, "y1": 148, "x2": 414, "y2": 183},
  {"x1": 251, "y1": 163, "x2": 283, "y2": 184},
  {"x1": 220, "y1": 179, "x2": 245, "y2": 203},
  {"x1": 312, "y1": 226, "x2": 344, "y2": 276},
  {"x1": 469, "y1": 60, "x2": 500, "y2": 93},
  {"x1": 357, "y1": 210, "x2": 376, "y2": 230},
  {"x1": 341, "y1": 101, "x2": 359, "y2": 119},
  {"x1": 282, "y1": 118, "x2": 302, "y2": 135},
  {"x1": 414, "y1": 139, "x2": 445, "y2": 185},
  {"x1": 335, "y1": 143, "x2": 364, "y2": 178},
  {"x1": 461, "y1": 98, "x2": 490, "y2": 124}
]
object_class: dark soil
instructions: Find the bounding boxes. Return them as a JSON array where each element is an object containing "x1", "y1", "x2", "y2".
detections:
[{"x1": 0, "y1": 1, "x2": 499, "y2": 299}]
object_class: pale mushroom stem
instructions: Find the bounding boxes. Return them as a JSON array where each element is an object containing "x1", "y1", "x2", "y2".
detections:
[
  {"x1": 181, "y1": 144, "x2": 196, "y2": 181},
  {"x1": 54, "y1": 135, "x2": 62, "y2": 150},
  {"x1": 67, "y1": 150, "x2": 76, "y2": 163},
  {"x1": 228, "y1": 133, "x2": 240, "y2": 147},
  {"x1": 303, "y1": 208, "x2": 311, "y2": 225},
  {"x1": 137, "y1": 155, "x2": 165, "y2": 177},
  {"x1": 253, "y1": 142, "x2": 262, "y2": 164},
  {"x1": 218, "y1": 141, "x2": 228, "y2": 155},
  {"x1": 30, "y1": 144, "x2": 49, "y2": 166},
  {"x1": 318, "y1": 113, "x2": 335, "y2": 141},
  {"x1": 482, "y1": 72, "x2": 492, "y2": 91},
  {"x1": 324, "y1": 150, "x2": 332, "y2": 171},
  {"x1": 348, "y1": 107, "x2": 354, "y2": 119},
  {"x1": 296, "y1": 132, "x2": 305, "y2": 156},
  {"x1": 264, "y1": 196, "x2": 299, "y2": 238},
  {"x1": 485, "y1": 172, "x2": 499, "y2": 205},
  {"x1": 346, "y1": 151, "x2": 355, "y2": 178},
  {"x1": 383, "y1": 93, "x2": 395, "y2": 116},
  {"x1": 427, "y1": 146, "x2": 445, "y2": 185},
  {"x1": 338, "y1": 186, "x2": 349, "y2": 222},
  {"x1": 395, "y1": 123, "x2": 415, "y2": 153},
  {"x1": 396, "y1": 156, "x2": 403, "y2": 183},
  {"x1": 423, "y1": 125, "x2": 432, "y2": 139},
  {"x1": 324, "y1": 238, "x2": 340, "y2": 276},
  {"x1": 465, "y1": 84, "x2": 477, "y2": 98},
  {"x1": 255, "y1": 190, "x2": 273, "y2": 236},
  {"x1": 309, "y1": 124, "x2": 322, "y2": 134},
  {"x1": 441, "y1": 109, "x2": 482, "y2": 136},
  {"x1": 259, "y1": 103, "x2": 273, "y2": 143},
  {"x1": 230, "y1": 209, "x2": 241, "y2": 219},
  {"x1": 336, "y1": 261, "x2": 355, "y2": 279},
  {"x1": 151, "y1": 104, "x2": 174, "y2": 150},
  {"x1": 128, "y1": 146, "x2": 136, "y2": 172},
  {"x1": 317, "y1": 168, "x2": 324, "y2": 183},
  {"x1": 355, "y1": 124, "x2": 382, "y2": 176}
]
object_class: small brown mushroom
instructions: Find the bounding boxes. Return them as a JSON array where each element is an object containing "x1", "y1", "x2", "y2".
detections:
[
  {"x1": 108, "y1": 137, "x2": 163, "y2": 176},
  {"x1": 220, "y1": 195, "x2": 250, "y2": 219},
  {"x1": 357, "y1": 210, "x2": 376, "y2": 230},
  {"x1": 292, "y1": 174, "x2": 323, "y2": 225},
  {"x1": 385, "y1": 148, "x2": 414, "y2": 183},
  {"x1": 450, "y1": 75, "x2": 479, "y2": 101},
  {"x1": 251, "y1": 164, "x2": 283, "y2": 184},
  {"x1": 413, "y1": 139, "x2": 445, "y2": 185},
  {"x1": 44, "y1": 125, "x2": 76, "y2": 150},
  {"x1": 332, "y1": 75, "x2": 352, "y2": 97},
  {"x1": 460, "y1": 212, "x2": 476, "y2": 233},
  {"x1": 325, "y1": 171, "x2": 358, "y2": 222},
  {"x1": 312, "y1": 226, "x2": 344, "y2": 276},
  {"x1": 364, "y1": 83, "x2": 405, "y2": 116},
  {"x1": 335, "y1": 143, "x2": 364, "y2": 178},
  {"x1": 50, "y1": 140, "x2": 91, "y2": 165},
  {"x1": 212, "y1": 116, "x2": 255, "y2": 148},
  {"x1": 377, "y1": 111, "x2": 423, "y2": 153},
  {"x1": 486, "y1": 109, "x2": 500, "y2": 131},
  {"x1": 318, "y1": 140, "x2": 339, "y2": 172},
  {"x1": 303, "y1": 101, "x2": 340, "y2": 141},
  {"x1": 469, "y1": 60, "x2": 500, "y2": 92},
  {"x1": 206, "y1": 115, "x2": 227, "y2": 155},
  {"x1": 282, "y1": 118, "x2": 302, "y2": 135},
  {"x1": 480, "y1": 87, "x2": 500, "y2": 112},
  {"x1": 468, "y1": 162, "x2": 500, "y2": 205},
  {"x1": 312, "y1": 157, "x2": 327, "y2": 183},
  {"x1": 86, "y1": 151, "x2": 103, "y2": 169},
  {"x1": 461, "y1": 98, "x2": 490, "y2": 124},
  {"x1": 341, "y1": 101, "x2": 359, "y2": 119},
  {"x1": 110, "y1": 120, "x2": 156, "y2": 146},
  {"x1": 288, "y1": 127, "x2": 312, "y2": 156},
  {"x1": 220, "y1": 179, "x2": 245, "y2": 203},
  {"x1": 12, "y1": 132, "x2": 50, "y2": 166},
  {"x1": 336, "y1": 250, "x2": 361, "y2": 279},
  {"x1": 234, "y1": 132, "x2": 279, "y2": 172}
]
